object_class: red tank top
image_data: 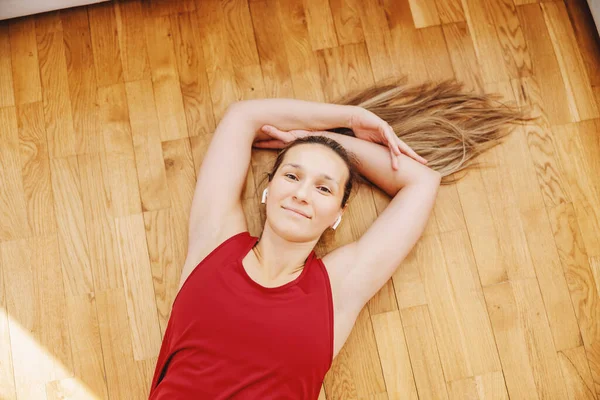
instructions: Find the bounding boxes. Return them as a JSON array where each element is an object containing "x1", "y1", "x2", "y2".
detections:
[{"x1": 148, "y1": 231, "x2": 334, "y2": 399}]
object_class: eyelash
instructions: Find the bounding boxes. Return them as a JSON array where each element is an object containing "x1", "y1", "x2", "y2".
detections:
[{"x1": 284, "y1": 173, "x2": 332, "y2": 194}]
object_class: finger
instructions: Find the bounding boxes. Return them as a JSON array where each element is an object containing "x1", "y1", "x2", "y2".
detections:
[
  {"x1": 388, "y1": 127, "x2": 401, "y2": 156},
  {"x1": 389, "y1": 145, "x2": 398, "y2": 170},
  {"x1": 398, "y1": 138, "x2": 428, "y2": 164}
]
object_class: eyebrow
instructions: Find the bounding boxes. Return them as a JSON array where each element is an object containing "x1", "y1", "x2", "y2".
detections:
[{"x1": 282, "y1": 163, "x2": 339, "y2": 187}]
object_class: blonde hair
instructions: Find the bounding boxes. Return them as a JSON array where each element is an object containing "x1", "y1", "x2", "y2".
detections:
[{"x1": 330, "y1": 77, "x2": 535, "y2": 185}]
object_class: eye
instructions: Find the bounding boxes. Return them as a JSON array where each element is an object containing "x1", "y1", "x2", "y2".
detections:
[
  {"x1": 285, "y1": 173, "x2": 298, "y2": 180},
  {"x1": 319, "y1": 186, "x2": 331, "y2": 194}
]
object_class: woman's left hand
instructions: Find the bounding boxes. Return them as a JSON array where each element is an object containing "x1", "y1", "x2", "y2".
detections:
[{"x1": 348, "y1": 107, "x2": 428, "y2": 169}]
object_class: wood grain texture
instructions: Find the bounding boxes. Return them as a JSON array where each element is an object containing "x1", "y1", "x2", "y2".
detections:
[
  {"x1": 17, "y1": 102, "x2": 57, "y2": 237},
  {"x1": 541, "y1": 1, "x2": 599, "y2": 121},
  {"x1": 88, "y1": 2, "x2": 124, "y2": 87},
  {"x1": 0, "y1": 1, "x2": 599, "y2": 398},
  {"x1": 0, "y1": 107, "x2": 29, "y2": 241},
  {"x1": 0, "y1": 22, "x2": 15, "y2": 107},
  {"x1": 8, "y1": 18, "x2": 42, "y2": 105}
]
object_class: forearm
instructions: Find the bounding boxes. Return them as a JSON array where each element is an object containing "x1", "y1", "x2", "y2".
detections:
[
  {"x1": 230, "y1": 99, "x2": 356, "y2": 134},
  {"x1": 319, "y1": 131, "x2": 440, "y2": 196}
]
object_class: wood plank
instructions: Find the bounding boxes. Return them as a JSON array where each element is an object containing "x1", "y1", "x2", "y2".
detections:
[
  {"x1": 8, "y1": 18, "x2": 42, "y2": 105},
  {"x1": 520, "y1": 205, "x2": 583, "y2": 352},
  {"x1": 487, "y1": 0, "x2": 533, "y2": 79},
  {"x1": 304, "y1": 0, "x2": 339, "y2": 50},
  {"x1": 541, "y1": 1, "x2": 599, "y2": 121},
  {"x1": 115, "y1": 0, "x2": 151, "y2": 82},
  {"x1": 195, "y1": 0, "x2": 239, "y2": 121},
  {"x1": 0, "y1": 22, "x2": 15, "y2": 107},
  {"x1": 517, "y1": 4, "x2": 574, "y2": 125},
  {"x1": 162, "y1": 138, "x2": 196, "y2": 285},
  {"x1": 219, "y1": 0, "x2": 266, "y2": 101},
  {"x1": 64, "y1": 293, "x2": 109, "y2": 399},
  {"x1": 144, "y1": 13, "x2": 189, "y2": 140},
  {"x1": 125, "y1": 79, "x2": 171, "y2": 212},
  {"x1": 329, "y1": 0, "x2": 364, "y2": 45},
  {"x1": 564, "y1": 0, "x2": 600, "y2": 87},
  {"x1": 0, "y1": 242, "x2": 17, "y2": 399},
  {"x1": 142, "y1": 208, "x2": 175, "y2": 337},
  {"x1": 371, "y1": 311, "x2": 419, "y2": 399},
  {"x1": 437, "y1": 229, "x2": 503, "y2": 374},
  {"x1": 36, "y1": 30, "x2": 77, "y2": 158},
  {"x1": 46, "y1": 376, "x2": 94, "y2": 399},
  {"x1": 277, "y1": 0, "x2": 325, "y2": 101},
  {"x1": 510, "y1": 77, "x2": 572, "y2": 208},
  {"x1": 96, "y1": 83, "x2": 134, "y2": 156},
  {"x1": 442, "y1": 22, "x2": 484, "y2": 93},
  {"x1": 17, "y1": 102, "x2": 57, "y2": 237},
  {"x1": 417, "y1": 232, "x2": 501, "y2": 381},
  {"x1": 1, "y1": 236, "x2": 73, "y2": 398},
  {"x1": 484, "y1": 279, "x2": 569, "y2": 399},
  {"x1": 417, "y1": 25, "x2": 455, "y2": 83},
  {"x1": 453, "y1": 162, "x2": 507, "y2": 287},
  {"x1": 50, "y1": 156, "x2": 94, "y2": 296},
  {"x1": 147, "y1": 0, "x2": 195, "y2": 16},
  {"x1": 325, "y1": 305, "x2": 386, "y2": 397},
  {"x1": 435, "y1": 0, "x2": 465, "y2": 23},
  {"x1": 170, "y1": 12, "x2": 216, "y2": 137},
  {"x1": 551, "y1": 123, "x2": 600, "y2": 257},
  {"x1": 400, "y1": 305, "x2": 449, "y2": 399},
  {"x1": 62, "y1": 12, "x2": 102, "y2": 155},
  {"x1": 249, "y1": 0, "x2": 295, "y2": 98},
  {"x1": 96, "y1": 289, "x2": 154, "y2": 399},
  {"x1": 407, "y1": 0, "x2": 441, "y2": 28},
  {"x1": 88, "y1": 2, "x2": 124, "y2": 87},
  {"x1": 113, "y1": 213, "x2": 162, "y2": 361},
  {"x1": 34, "y1": 11, "x2": 62, "y2": 35},
  {"x1": 392, "y1": 242, "x2": 428, "y2": 310},
  {"x1": 557, "y1": 345, "x2": 598, "y2": 400},
  {"x1": 461, "y1": 0, "x2": 509, "y2": 83},
  {"x1": 360, "y1": 0, "x2": 399, "y2": 82},
  {"x1": 316, "y1": 43, "x2": 374, "y2": 103},
  {"x1": 383, "y1": 0, "x2": 429, "y2": 84},
  {"x1": 78, "y1": 153, "x2": 124, "y2": 292},
  {"x1": 446, "y1": 372, "x2": 509, "y2": 399},
  {"x1": 547, "y1": 202, "x2": 600, "y2": 398},
  {"x1": 0, "y1": 107, "x2": 29, "y2": 241},
  {"x1": 575, "y1": 119, "x2": 600, "y2": 201},
  {"x1": 476, "y1": 82, "x2": 536, "y2": 281}
]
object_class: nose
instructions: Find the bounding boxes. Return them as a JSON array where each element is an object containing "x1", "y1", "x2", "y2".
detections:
[{"x1": 293, "y1": 182, "x2": 311, "y2": 203}]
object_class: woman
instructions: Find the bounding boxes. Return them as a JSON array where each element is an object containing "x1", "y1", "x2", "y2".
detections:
[{"x1": 148, "y1": 80, "x2": 531, "y2": 399}]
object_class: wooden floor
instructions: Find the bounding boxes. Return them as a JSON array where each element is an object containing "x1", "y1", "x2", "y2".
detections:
[{"x1": 0, "y1": 0, "x2": 599, "y2": 398}]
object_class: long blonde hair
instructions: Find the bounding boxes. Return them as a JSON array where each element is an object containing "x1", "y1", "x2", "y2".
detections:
[{"x1": 330, "y1": 77, "x2": 535, "y2": 184}]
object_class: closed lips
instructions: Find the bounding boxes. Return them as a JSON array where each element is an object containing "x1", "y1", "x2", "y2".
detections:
[{"x1": 283, "y1": 207, "x2": 310, "y2": 218}]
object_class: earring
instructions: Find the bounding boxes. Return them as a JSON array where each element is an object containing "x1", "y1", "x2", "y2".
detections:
[
  {"x1": 332, "y1": 215, "x2": 342, "y2": 230},
  {"x1": 261, "y1": 188, "x2": 268, "y2": 204}
]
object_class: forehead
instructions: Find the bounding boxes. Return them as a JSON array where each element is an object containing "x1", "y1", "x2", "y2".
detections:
[{"x1": 283, "y1": 144, "x2": 348, "y2": 182}]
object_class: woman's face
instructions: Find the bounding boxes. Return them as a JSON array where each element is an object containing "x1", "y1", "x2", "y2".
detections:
[{"x1": 265, "y1": 144, "x2": 349, "y2": 242}]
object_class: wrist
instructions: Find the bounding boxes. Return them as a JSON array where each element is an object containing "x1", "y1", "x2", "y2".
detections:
[{"x1": 344, "y1": 105, "x2": 361, "y2": 129}]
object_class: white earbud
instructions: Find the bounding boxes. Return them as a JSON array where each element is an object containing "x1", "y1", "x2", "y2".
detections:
[
  {"x1": 332, "y1": 215, "x2": 342, "y2": 230},
  {"x1": 261, "y1": 188, "x2": 268, "y2": 204}
]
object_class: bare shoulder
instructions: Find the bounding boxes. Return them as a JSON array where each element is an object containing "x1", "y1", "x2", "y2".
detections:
[{"x1": 178, "y1": 216, "x2": 247, "y2": 293}]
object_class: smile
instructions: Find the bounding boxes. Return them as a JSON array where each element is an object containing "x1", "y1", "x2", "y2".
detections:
[{"x1": 282, "y1": 207, "x2": 310, "y2": 219}]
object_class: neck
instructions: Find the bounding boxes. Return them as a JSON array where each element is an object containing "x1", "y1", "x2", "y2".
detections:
[{"x1": 253, "y1": 223, "x2": 318, "y2": 281}]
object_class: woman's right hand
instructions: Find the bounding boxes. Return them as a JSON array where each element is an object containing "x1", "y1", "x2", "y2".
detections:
[{"x1": 252, "y1": 125, "x2": 317, "y2": 149}]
